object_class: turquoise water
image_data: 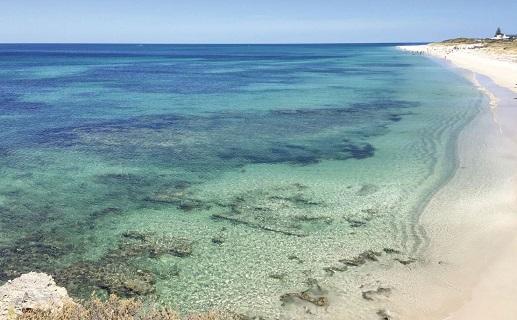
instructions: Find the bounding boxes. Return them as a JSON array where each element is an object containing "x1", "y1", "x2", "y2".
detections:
[{"x1": 0, "y1": 44, "x2": 484, "y2": 318}]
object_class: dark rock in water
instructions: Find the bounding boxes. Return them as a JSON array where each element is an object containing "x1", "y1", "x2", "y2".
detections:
[
  {"x1": 172, "y1": 180, "x2": 191, "y2": 190},
  {"x1": 356, "y1": 184, "x2": 379, "y2": 196},
  {"x1": 211, "y1": 185, "x2": 328, "y2": 237},
  {"x1": 120, "y1": 230, "x2": 193, "y2": 258},
  {"x1": 155, "y1": 265, "x2": 180, "y2": 279},
  {"x1": 211, "y1": 234, "x2": 225, "y2": 245},
  {"x1": 339, "y1": 250, "x2": 382, "y2": 267},
  {"x1": 342, "y1": 143, "x2": 375, "y2": 159},
  {"x1": 323, "y1": 265, "x2": 348, "y2": 276},
  {"x1": 280, "y1": 278, "x2": 328, "y2": 307},
  {"x1": 362, "y1": 208, "x2": 379, "y2": 215},
  {"x1": 345, "y1": 217, "x2": 367, "y2": 228},
  {"x1": 177, "y1": 198, "x2": 208, "y2": 212},
  {"x1": 144, "y1": 189, "x2": 211, "y2": 212},
  {"x1": 269, "y1": 273, "x2": 286, "y2": 280},
  {"x1": 0, "y1": 271, "x2": 8, "y2": 282},
  {"x1": 0, "y1": 202, "x2": 55, "y2": 233},
  {"x1": 54, "y1": 231, "x2": 192, "y2": 298},
  {"x1": 271, "y1": 194, "x2": 321, "y2": 207},
  {"x1": 294, "y1": 214, "x2": 332, "y2": 224},
  {"x1": 212, "y1": 213, "x2": 307, "y2": 237},
  {"x1": 288, "y1": 255, "x2": 304, "y2": 264},
  {"x1": 99, "y1": 207, "x2": 123, "y2": 214},
  {"x1": 218, "y1": 145, "x2": 321, "y2": 166},
  {"x1": 388, "y1": 114, "x2": 403, "y2": 122},
  {"x1": 292, "y1": 183, "x2": 308, "y2": 190},
  {"x1": 280, "y1": 292, "x2": 328, "y2": 307},
  {"x1": 0, "y1": 234, "x2": 70, "y2": 281},
  {"x1": 55, "y1": 262, "x2": 155, "y2": 298},
  {"x1": 362, "y1": 287, "x2": 392, "y2": 301},
  {"x1": 377, "y1": 309, "x2": 393, "y2": 320},
  {"x1": 395, "y1": 257, "x2": 417, "y2": 265},
  {"x1": 121, "y1": 230, "x2": 148, "y2": 241},
  {"x1": 383, "y1": 248, "x2": 402, "y2": 254}
]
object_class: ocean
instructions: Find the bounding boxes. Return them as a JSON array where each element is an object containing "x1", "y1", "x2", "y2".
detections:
[{"x1": 0, "y1": 44, "x2": 485, "y2": 318}]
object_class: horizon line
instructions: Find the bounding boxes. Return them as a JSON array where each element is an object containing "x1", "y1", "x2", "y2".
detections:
[{"x1": 0, "y1": 41, "x2": 431, "y2": 45}]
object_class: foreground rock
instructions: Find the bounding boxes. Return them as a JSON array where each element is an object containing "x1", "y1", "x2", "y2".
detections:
[{"x1": 0, "y1": 272, "x2": 71, "y2": 319}]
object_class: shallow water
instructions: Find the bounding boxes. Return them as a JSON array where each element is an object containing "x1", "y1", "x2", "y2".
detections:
[{"x1": 0, "y1": 44, "x2": 485, "y2": 318}]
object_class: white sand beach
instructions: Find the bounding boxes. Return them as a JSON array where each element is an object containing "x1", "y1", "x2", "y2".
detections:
[
  {"x1": 398, "y1": 44, "x2": 517, "y2": 93},
  {"x1": 391, "y1": 44, "x2": 517, "y2": 319}
]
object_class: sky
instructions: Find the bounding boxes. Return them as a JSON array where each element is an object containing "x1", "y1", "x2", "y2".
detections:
[{"x1": 0, "y1": 0, "x2": 516, "y2": 43}]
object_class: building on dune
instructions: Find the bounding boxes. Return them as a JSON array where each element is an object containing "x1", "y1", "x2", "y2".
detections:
[{"x1": 492, "y1": 27, "x2": 513, "y2": 40}]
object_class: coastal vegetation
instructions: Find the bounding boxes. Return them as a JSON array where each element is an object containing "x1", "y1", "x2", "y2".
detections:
[{"x1": 436, "y1": 38, "x2": 517, "y2": 57}]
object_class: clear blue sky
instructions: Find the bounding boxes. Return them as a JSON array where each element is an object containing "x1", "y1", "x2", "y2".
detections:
[{"x1": 1, "y1": 0, "x2": 516, "y2": 43}]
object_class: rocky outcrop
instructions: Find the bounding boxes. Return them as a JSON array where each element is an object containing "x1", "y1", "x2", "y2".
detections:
[{"x1": 0, "y1": 272, "x2": 71, "y2": 319}]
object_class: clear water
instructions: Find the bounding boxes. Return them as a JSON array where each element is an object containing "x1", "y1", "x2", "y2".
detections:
[{"x1": 0, "y1": 44, "x2": 484, "y2": 318}]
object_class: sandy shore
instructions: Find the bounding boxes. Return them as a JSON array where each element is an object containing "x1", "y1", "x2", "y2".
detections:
[
  {"x1": 389, "y1": 45, "x2": 517, "y2": 319},
  {"x1": 398, "y1": 44, "x2": 517, "y2": 93}
]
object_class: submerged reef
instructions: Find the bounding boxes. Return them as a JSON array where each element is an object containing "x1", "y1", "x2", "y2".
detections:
[
  {"x1": 322, "y1": 248, "x2": 419, "y2": 278},
  {"x1": 0, "y1": 198, "x2": 58, "y2": 235},
  {"x1": 339, "y1": 250, "x2": 382, "y2": 266},
  {"x1": 54, "y1": 230, "x2": 193, "y2": 298},
  {"x1": 144, "y1": 184, "x2": 210, "y2": 212},
  {"x1": 211, "y1": 184, "x2": 331, "y2": 237},
  {"x1": 0, "y1": 234, "x2": 71, "y2": 281},
  {"x1": 35, "y1": 99, "x2": 418, "y2": 170},
  {"x1": 56, "y1": 262, "x2": 156, "y2": 298},
  {"x1": 119, "y1": 231, "x2": 193, "y2": 258}
]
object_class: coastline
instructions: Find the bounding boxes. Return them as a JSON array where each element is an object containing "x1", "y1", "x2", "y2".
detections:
[
  {"x1": 0, "y1": 43, "x2": 515, "y2": 319},
  {"x1": 391, "y1": 45, "x2": 517, "y2": 319},
  {"x1": 397, "y1": 44, "x2": 517, "y2": 93}
]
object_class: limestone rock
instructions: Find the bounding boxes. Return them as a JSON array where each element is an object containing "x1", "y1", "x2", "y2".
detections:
[{"x1": 0, "y1": 272, "x2": 71, "y2": 319}]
